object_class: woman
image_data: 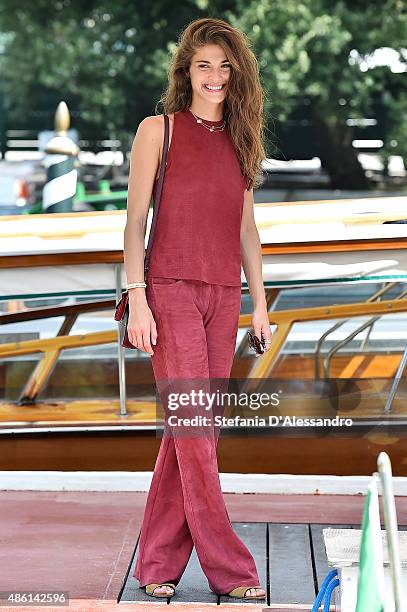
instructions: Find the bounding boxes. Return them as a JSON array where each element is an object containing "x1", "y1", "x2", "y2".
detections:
[{"x1": 123, "y1": 17, "x2": 272, "y2": 601}]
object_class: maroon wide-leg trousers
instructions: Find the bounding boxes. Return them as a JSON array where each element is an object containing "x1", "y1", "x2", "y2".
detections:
[{"x1": 133, "y1": 276, "x2": 261, "y2": 594}]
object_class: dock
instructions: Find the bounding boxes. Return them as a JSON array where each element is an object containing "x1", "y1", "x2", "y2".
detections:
[{"x1": 1, "y1": 489, "x2": 407, "y2": 610}]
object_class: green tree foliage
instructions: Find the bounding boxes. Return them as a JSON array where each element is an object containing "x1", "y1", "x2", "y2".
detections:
[
  {"x1": 0, "y1": 0, "x2": 405, "y2": 187},
  {"x1": 224, "y1": 0, "x2": 406, "y2": 186},
  {"x1": 0, "y1": 0, "x2": 201, "y2": 131}
]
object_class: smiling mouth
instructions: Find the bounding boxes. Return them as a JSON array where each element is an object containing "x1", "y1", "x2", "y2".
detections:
[{"x1": 203, "y1": 84, "x2": 225, "y2": 92}]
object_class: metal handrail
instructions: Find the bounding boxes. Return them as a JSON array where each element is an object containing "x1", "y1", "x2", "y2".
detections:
[
  {"x1": 240, "y1": 297, "x2": 407, "y2": 395},
  {"x1": 322, "y1": 286, "x2": 407, "y2": 379},
  {"x1": 384, "y1": 345, "x2": 407, "y2": 414},
  {"x1": 314, "y1": 283, "x2": 396, "y2": 379}
]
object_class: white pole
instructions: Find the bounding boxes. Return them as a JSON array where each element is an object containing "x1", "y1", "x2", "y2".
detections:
[
  {"x1": 377, "y1": 451, "x2": 405, "y2": 611},
  {"x1": 115, "y1": 263, "x2": 127, "y2": 416}
]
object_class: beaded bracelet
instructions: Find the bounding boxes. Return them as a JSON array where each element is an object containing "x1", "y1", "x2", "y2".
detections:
[{"x1": 126, "y1": 282, "x2": 147, "y2": 289}]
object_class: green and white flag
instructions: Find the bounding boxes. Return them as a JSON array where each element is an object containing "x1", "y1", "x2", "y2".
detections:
[{"x1": 355, "y1": 477, "x2": 386, "y2": 612}]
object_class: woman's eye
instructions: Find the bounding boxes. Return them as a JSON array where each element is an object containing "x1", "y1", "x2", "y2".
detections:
[{"x1": 198, "y1": 65, "x2": 231, "y2": 69}]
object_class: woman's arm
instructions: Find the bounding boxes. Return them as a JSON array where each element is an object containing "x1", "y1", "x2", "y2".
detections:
[
  {"x1": 240, "y1": 188, "x2": 272, "y2": 353},
  {"x1": 124, "y1": 116, "x2": 160, "y2": 297},
  {"x1": 123, "y1": 116, "x2": 161, "y2": 353}
]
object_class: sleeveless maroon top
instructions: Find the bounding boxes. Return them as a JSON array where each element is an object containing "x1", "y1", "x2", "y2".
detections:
[{"x1": 147, "y1": 109, "x2": 246, "y2": 286}]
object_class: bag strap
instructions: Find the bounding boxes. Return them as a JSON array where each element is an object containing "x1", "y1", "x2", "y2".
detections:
[{"x1": 144, "y1": 113, "x2": 170, "y2": 276}]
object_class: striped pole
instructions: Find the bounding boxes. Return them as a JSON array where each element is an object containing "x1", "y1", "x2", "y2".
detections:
[{"x1": 42, "y1": 101, "x2": 79, "y2": 213}]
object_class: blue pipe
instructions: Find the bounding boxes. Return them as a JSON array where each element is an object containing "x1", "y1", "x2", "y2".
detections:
[
  {"x1": 312, "y1": 569, "x2": 339, "y2": 612},
  {"x1": 323, "y1": 578, "x2": 340, "y2": 611}
]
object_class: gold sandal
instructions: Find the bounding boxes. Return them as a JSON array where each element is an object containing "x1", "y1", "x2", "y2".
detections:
[
  {"x1": 228, "y1": 585, "x2": 265, "y2": 599},
  {"x1": 145, "y1": 582, "x2": 176, "y2": 598}
]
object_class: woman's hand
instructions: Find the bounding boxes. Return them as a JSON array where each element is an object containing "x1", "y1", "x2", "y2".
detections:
[
  {"x1": 127, "y1": 293, "x2": 157, "y2": 355},
  {"x1": 251, "y1": 304, "x2": 272, "y2": 358}
]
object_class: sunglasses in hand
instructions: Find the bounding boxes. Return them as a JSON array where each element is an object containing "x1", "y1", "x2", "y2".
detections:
[{"x1": 247, "y1": 330, "x2": 267, "y2": 356}]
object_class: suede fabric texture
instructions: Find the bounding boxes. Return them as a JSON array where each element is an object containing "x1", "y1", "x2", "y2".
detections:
[
  {"x1": 133, "y1": 277, "x2": 261, "y2": 594},
  {"x1": 148, "y1": 109, "x2": 246, "y2": 287}
]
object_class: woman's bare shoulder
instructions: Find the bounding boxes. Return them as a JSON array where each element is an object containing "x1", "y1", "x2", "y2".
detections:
[{"x1": 137, "y1": 113, "x2": 174, "y2": 138}]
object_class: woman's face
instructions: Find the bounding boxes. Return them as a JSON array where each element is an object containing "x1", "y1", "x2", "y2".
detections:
[{"x1": 187, "y1": 44, "x2": 231, "y2": 104}]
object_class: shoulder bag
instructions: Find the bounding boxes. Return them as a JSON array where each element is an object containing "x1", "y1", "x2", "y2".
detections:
[{"x1": 114, "y1": 114, "x2": 170, "y2": 349}]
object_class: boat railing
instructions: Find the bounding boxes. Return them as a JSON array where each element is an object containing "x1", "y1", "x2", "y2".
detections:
[
  {"x1": 322, "y1": 285, "x2": 407, "y2": 380},
  {"x1": 1, "y1": 296, "x2": 407, "y2": 415},
  {"x1": 315, "y1": 285, "x2": 407, "y2": 414},
  {"x1": 314, "y1": 282, "x2": 397, "y2": 380},
  {"x1": 226, "y1": 298, "x2": 407, "y2": 400}
]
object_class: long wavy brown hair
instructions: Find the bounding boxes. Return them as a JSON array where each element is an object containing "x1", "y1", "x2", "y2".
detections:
[{"x1": 155, "y1": 17, "x2": 268, "y2": 191}]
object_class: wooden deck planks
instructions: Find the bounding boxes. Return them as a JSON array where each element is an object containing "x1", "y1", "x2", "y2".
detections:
[
  {"x1": 268, "y1": 524, "x2": 315, "y2": 605},
  {"x1": 119, "y1": 522, "x2": 339, "y2": 606},
  {"x1": 220, "y1": 522, "x2": 267, "y2": 605}
]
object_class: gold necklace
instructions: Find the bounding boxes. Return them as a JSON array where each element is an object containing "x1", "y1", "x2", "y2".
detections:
[{"x1": 189, "y1": 109, "x2": 226, "y2": 132}]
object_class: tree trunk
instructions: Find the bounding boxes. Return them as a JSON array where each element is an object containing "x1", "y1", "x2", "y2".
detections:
[{"x1": 311, "y1": 101, "x2": 371, "y2": 190}]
